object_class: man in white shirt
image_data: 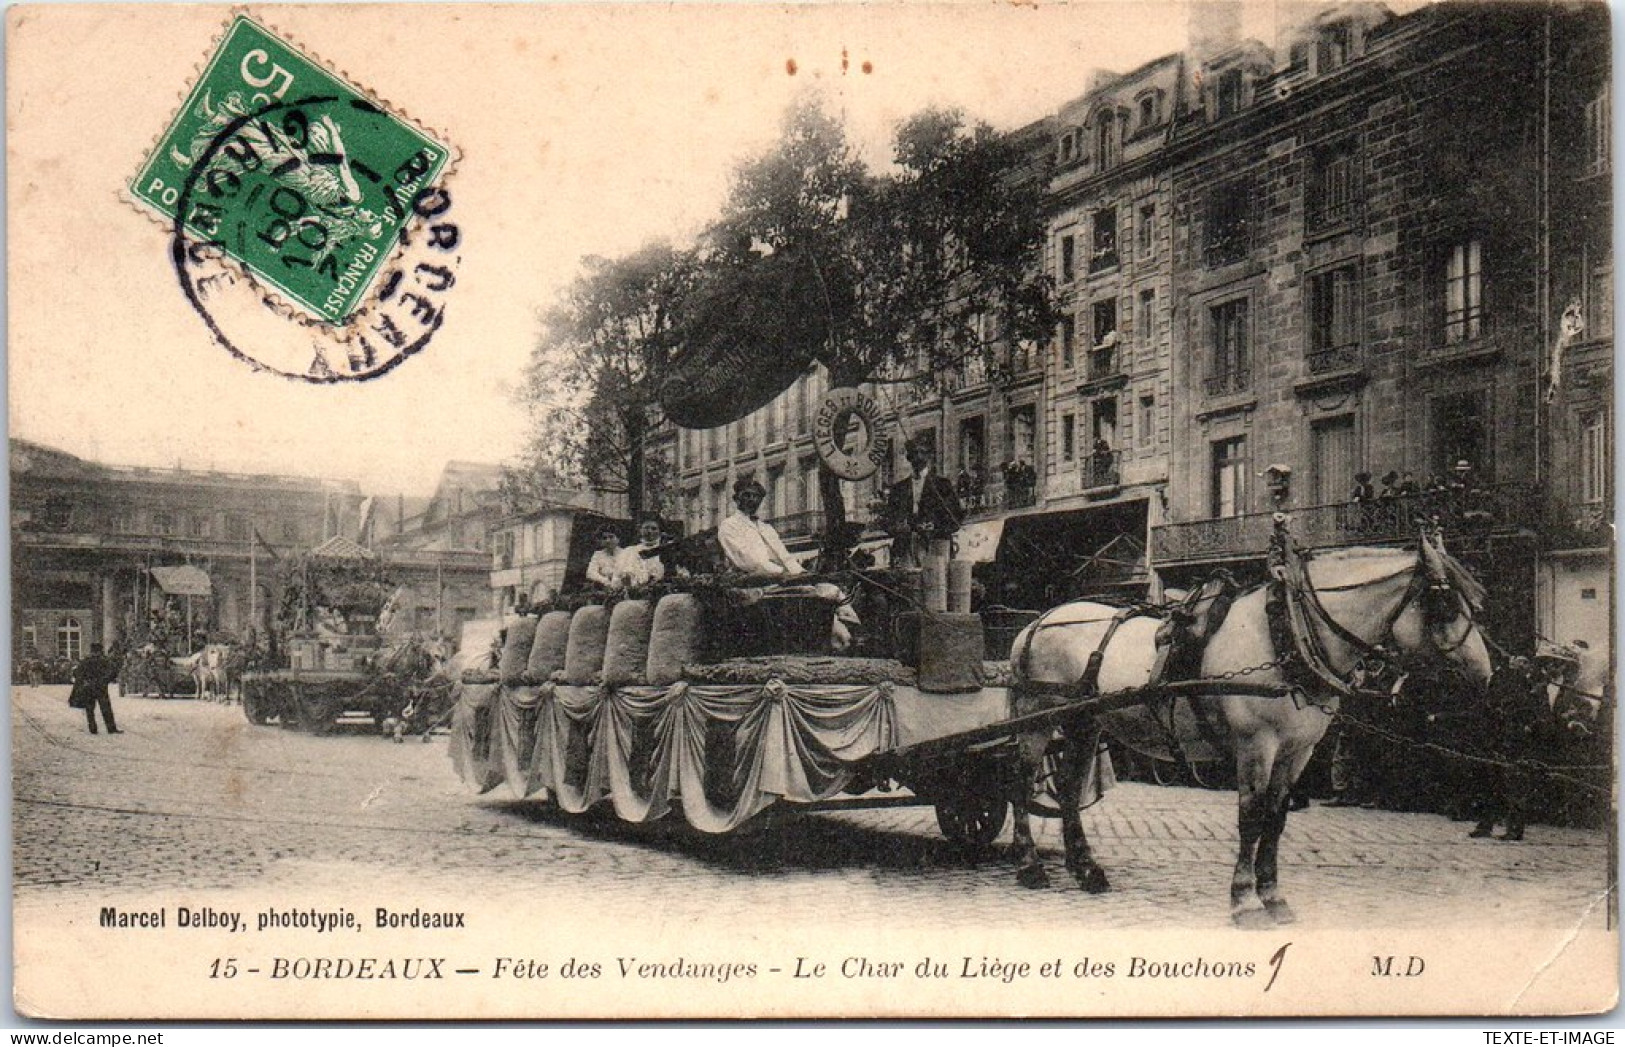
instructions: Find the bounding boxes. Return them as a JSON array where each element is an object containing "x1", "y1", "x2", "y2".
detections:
[
  {"x1": 717, "y1": 478, "x2": 856, "y2": 650},
  {"x1": 718, "y1": 480, "x2": 804, "y2": 578}
]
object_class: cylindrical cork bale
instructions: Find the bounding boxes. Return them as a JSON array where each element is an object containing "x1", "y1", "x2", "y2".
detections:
[
  {"x1": 922, "y1": 556, "x2": 949, "y2": 613},
  {"x1": 526, "y1": 611, "x2": 573, "y2": 682},
  {"x1": 498, "y1": 617, "x2": 538, "y2": 686},
  {"x1": 646, "y1": 593, "x2": 704, "y2": 687},
  {"x1": 562, "y1": 605, "x2": 612, "y2": 685},
  {"x1": 918, "y1": 612, "x2": 985, "y2": 693},
  {"x1": 602, "y1": 600, "x2": 654, "y2": 687},
  {"x1": 947, "y1": 560, "x2": 975, "y2": 613}
]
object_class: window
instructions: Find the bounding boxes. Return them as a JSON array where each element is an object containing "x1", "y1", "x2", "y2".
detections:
[
  {"x1": 224, "y1": 514, "x2": 249, "y2": 541},
  {"x1": 1586, "y1": 86, "x2": 1611, "y2": 176},
  {"x1": 1091, "y1": 299, "x2": 1119, "y2": 380},
  {"x1": 735, "y1": 419, "x2": 750, "y2": 455},
  {"x1": 1096, "y1": 111, "x2": 1119, "y2": 170},
  {"x1": 1091, "y1": 207, "x2": 1118, "y2": 271},
  {"x1": 109, "y1": 509, "x2": 137, "y2": 534},
  {"x1": 1057, "y1": 129, "x2": 1081, "y2": 166},
  {"x1": 1288, "y1": 41, "x2": 1311, "y2": 74},
  {"x1": 1138, "y1": 395, "x2": 1155, "y2": 450},
  {"x1": 152, "y1": 511, "x2": 176, "y2": 537},
  {"x1": 1062, "y1": 414, "x2": 1076, "y2": 462},
  {"x1": 958, "y1": 417, "x2": 986, "y2": 485},
  {"x1": 1317, "y1": 22, "x2": 1351, "y2": 73},
  {"x1": 1442, "y1": 239, "x2": 1485, "y2": 344},
  {"x1": 1092, "y1": 299, "x2": 1118, "y2": 347},
  {"x1": 187, "y1": 513, "x2": 211, "y2": 538},
  {"x1": 1308, "y1": 265, "x2": 1359, "y2": 372},
  {"x1": 1060, "y1": 234, "x2": 1076, "y2": 282},
  {"x1": 1205, "y1": 183, "x2": 1249, "y2": 266},
  {"x1": 1588, "y1": 261, "x2": 1614, "y2": 339},
  {"x1": 1215, "y1": 69, "x2": 1245, "y2": 118},
  {"x1": 1137, "y1": 203, "x2": 1155, "y2": 255},
  {"x1": 1009, "y1": 405, "x2": 1036, "y2": 463},
  {"x1": 1138, "y1": 288, "x2": 1156, "y2": 347},
  {"x1": 1206, "y1": 298, "x2": 1250, "y2": 395},
  {"x1": 1430, "y1": 389, "x2": 1490, "y2": 479},
  {"x1": 57, "y1": 617, "x2": 83, "y2": 662},
  {"x1": 1138, "y1": 92, "x2": 1159, "y2": 131},
  {"x1": 21, "y1": 624, "x2": 37, "y2": 656},
  {"x1": 1580, "y1": 410, "x2": 1609, "y2": 505},
  {"x1": 1308, "y1": 140, "x2": 1357, "y2": 228},
  {"x1": 1059, "y1": 315, "x2": 1076, "y2": 370},
  {"x1": 1211, "y1": 437, "x2": 1249, "y2": 518},
  {"x1": 1087, "y1": 400, "x2": 1119, "y2": 487},
  {"x1": 708, "y1": 424, "x2": 723, "y2": 460},
  {"x1": 1311, "y1": 416, "x2": 1356, "y2": 505}
]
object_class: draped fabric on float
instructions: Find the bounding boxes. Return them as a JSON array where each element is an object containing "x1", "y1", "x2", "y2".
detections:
[
  {"x1": 447, "y1": 683, "x2": 504, "y2": 794},
  {"x1": 454, "y1": 679, "x2": 898, "y2": 833}
]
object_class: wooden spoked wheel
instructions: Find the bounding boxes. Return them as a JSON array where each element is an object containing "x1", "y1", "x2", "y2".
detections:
[{"x1": 934, "y1": 788, "x2": 1009, "y2": 848}]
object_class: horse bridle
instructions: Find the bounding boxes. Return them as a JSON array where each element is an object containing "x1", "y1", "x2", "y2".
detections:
[{"x1": 1290, "y1": 549, "x2": 1481, "y2": 687}]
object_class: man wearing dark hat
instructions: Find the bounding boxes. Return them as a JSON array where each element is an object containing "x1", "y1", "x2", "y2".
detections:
[
  {"x1": 69, "y1": 642, "x2": 121, "y2": 735},
  {"x1": 885, "y1": 438, "x2": 962, "y2": 569},
  {"x1": 1349, "y1": 471, "x2": 1375, "y2": 503},
  {"x1": 1379, "y1": 470, "x2": 1401, "y2": 499}
]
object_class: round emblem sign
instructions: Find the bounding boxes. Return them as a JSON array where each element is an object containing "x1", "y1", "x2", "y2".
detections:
[{"x1": 814, "y1": 388, "x2": 889, "y2": 481}]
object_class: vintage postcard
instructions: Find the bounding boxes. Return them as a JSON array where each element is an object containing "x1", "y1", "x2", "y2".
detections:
[{"x1": 7, "y1": 1, "x2": 1616, "y2": 1021}]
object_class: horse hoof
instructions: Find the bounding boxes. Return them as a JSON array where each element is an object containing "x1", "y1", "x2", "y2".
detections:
[
  {"x1": 1231, "y1": 907, "x2": 1274, "y2": 930},
  {"x1": 1073, "y1": 864, "x2": 1111, "y2": 894},
  {"x1": 1263, "y1": 899, "x2": 1297, "y2": 925},
  {"x1": 1016, "y1": 864, "x2": 1050, "y2": 890}
]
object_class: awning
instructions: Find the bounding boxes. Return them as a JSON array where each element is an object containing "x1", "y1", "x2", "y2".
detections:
[
  {"x1": 955, "y1": 518, "x2": 1006, "y2": 563},
  {"x1": 150, "y1": 564, "x2": 212, "y2": 597}
]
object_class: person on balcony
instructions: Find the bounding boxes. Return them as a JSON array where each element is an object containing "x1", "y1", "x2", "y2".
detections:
[
  {"x1": 1378, "y1": 470, "x2": 1401, "y2": 499},
  {"x1": 886, "y1": 438, "x2": 962, "y2": 569},
  {"x1": 1349, "y1": 472, "x2": 1375, "y2": 502}
]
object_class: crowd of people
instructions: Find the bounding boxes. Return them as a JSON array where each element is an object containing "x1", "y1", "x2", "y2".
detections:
[{"x1": 1311, "y1": 642, "x2": 1609, "y2": 834}]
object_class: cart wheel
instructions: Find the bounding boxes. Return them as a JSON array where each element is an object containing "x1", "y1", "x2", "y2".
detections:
[{"x1": 934, "y1": 791, "x2": 1009, "y2": 848}]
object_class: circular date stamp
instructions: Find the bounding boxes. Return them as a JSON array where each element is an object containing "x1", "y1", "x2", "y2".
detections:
[{"x1": 131, "y1": 15, "x2": 462, "y2": 381}]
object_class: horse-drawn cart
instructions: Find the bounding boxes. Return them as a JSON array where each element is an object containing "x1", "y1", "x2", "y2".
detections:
[{"x1": 449, "y1": 519, "x2": 1499, "y2": 922}]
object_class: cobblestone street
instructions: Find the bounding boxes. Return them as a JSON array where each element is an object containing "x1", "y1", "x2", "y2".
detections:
[{"x1": 14, "y1": 684, "x2": 1614, "y2": 933}]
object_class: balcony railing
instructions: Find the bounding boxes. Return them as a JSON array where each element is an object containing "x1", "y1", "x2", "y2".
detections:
[
  {"x1": 1082, "y1": 449, "x2": 1121, "y2": 490},
  {"x1": 770, "y1": 510, "x2": 826, "y2": 539},
  {"x1": 1152, "y1": 483, "x2": 1544, "y2": 564},
  {"x1": 1306, "y1": 344, "x2": 1359, "y2": 374},
  {"x1": 1086, "y1": 346, "x2": 1121, "y2": 383},
  {"x1": 1203, "y1": 369, "x2": 1250, "y2": 397}
]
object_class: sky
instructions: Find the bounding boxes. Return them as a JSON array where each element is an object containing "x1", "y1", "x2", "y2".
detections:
[{"x1": 10, "y1": 2, "x2": 1312, "y2": 496}]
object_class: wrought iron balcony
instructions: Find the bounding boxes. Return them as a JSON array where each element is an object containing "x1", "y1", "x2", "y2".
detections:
[
  {"x1": 1087, "y1": 346, "x2": 1122, "y2": 384},
  {"x1": 1082, "y1": 449, "x2": 1121, "y2": 491},
  {"x1": 1306, "y1": 344, "x2": 1359, "y2": 374},
  {"x1": 1203, "y1": 369, "x2": 1250, "y2": 397},
  {"x1": 769, "y1": 510, "x2": 826, "y2": 539},
  {"x1": 1152, "y1": 483, "x2": 1545, "y2": 564}
]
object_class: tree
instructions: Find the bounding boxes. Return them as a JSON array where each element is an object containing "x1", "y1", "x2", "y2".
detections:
[
  {"x1": 513, "y1": 242, "x2": 697, "y2": 518},
  {"x1": 665, "y1": 96, "x2": 1056, "y2": 556}
]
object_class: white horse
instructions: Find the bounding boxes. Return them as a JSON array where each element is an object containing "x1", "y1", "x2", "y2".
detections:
[{"x1": 1009, "y1": 529, "x2": 1495, "y2": 926}]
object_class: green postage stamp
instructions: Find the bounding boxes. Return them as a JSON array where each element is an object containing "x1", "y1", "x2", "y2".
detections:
[{"x1": 131, "y1": 15, "x2": 452, "y2": 331}]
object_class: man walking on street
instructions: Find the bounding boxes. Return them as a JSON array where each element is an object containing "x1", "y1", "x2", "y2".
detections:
[{"x1": 70, "y1": 643, "x2": 121, "y2": 735}]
